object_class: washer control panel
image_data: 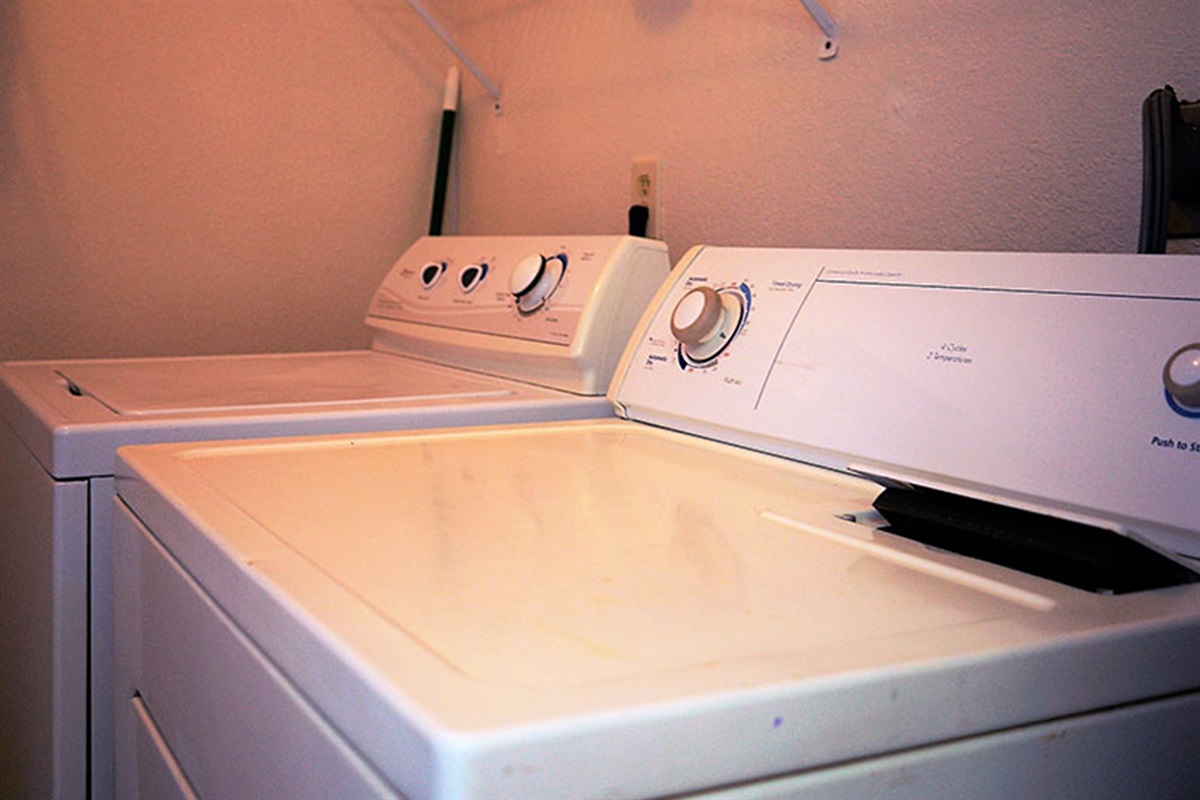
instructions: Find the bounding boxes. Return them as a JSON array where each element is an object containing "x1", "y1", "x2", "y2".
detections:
[
  {"x1": 366, "y1": 235, "x2": 670, "y2": 395},
  {"x1": 369, "y1": 238, "x2": 594, "y2": 344},
  {"x1": 614, "y1": 246, "x2": 1200, "y2": 550}
]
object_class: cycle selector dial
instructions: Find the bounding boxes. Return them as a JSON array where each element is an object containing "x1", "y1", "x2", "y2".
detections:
[
  {"x1": 510, "y1": 253, "x2": 567, "y2": 313},
  {"x1": 670, "y1": 285, "x2": 746, "y2": 364},
  {"x1": 1164, "y1": 343, "x2": 1200, "y2": 410}
]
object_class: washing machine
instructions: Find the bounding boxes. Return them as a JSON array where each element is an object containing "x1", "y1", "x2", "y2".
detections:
[
  {"x1": 0, "y1": 234, "x2": 669, "y2": 800},
  {"x1": 112, "y1": 247, "x2": 1200, "y2": 799}
]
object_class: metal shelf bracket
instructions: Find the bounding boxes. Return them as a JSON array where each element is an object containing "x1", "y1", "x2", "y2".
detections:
[
  {"x1": 799, "y1": 0, "x2": 839, "y2": 60},
  {"x1": 406, "y1": 0, "x2": 503, "y2": 114}
]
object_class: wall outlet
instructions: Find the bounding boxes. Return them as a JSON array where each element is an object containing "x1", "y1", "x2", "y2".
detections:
[{"x1": 631, "y1": 157, "x2": 662, "y2": 240}]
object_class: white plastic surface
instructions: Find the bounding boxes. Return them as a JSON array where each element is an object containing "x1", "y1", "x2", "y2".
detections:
[
  {"x1": 0, "y1": 234, "x2": 667, "y2": 800},
  {"x1": 0, "y1": 352, "x2": 608, "y2": 479},
  {"x1": 367, "y1": 235, "x2": 669, "y2": 393},
  {"x1": 613, "y1": 247, "x2": 1200, "y2": 555},
  {"x1": 114, "y1": 421, "x2": 1200, "y2": 799},
  {"x1": 107, "y1": 246, "x2": 1200, "y2": 800},
  {"x1": 115, "y1": 511, "x2": 398, "y2": 800},
  {"x1": 56, "y1": 351, "x2": 513, "y2": 416},
  {"x1": 0, "y1": 423, "x2": 89, "y2": 800}
]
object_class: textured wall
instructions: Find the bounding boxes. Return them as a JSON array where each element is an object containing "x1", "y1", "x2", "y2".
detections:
[
  {"x1": 1, "y1": 0, "x2": 1197, "y2": 361},
  {"x1": 441, "y1": 0, "x2": 1200, "y2": 264},
  {"x1": 0, "y1": 0, "x2": 447, "y2": 361}
]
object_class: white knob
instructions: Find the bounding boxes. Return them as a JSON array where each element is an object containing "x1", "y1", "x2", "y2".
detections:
[
  {"x1": 670, "y1": 286, "x2": 747, "y2": 365},
  {"x1": 509, "y1": 254, "x2": 546, "y2": 298},
  {"x1": 509, "y1": 253, "x2": 565, "y2": 312},
  {"x1": 1164, "y1": 343, "x2": 1200, "y2": 409},
  {"x1": 670, "y1": 286, "x2": 724, "y2": 346}
]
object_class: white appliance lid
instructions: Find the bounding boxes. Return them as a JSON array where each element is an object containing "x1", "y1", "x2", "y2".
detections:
[
  {"x1": 116, "y1": 421, "x2": 1200, "y2": 798},
  {"x1": 56, "y1": 351, "x2": 511, "y2": 415},
  {"x1": 3, "y1": 350, "x2": 611, "y2": 479},
  {"x1": 165, "y1": 424, "x2": 1054, "y2": 686}
]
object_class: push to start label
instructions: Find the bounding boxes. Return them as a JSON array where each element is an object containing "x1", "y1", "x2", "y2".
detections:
[{"x1": 1150, "y1": 435, "x2": 1200, "y2": 455}]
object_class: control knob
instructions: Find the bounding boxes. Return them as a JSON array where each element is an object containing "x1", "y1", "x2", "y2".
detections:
[
  {"x1": 1164, "y1": 343, "x2": 1200, "y2": 410},
  {"x1": 510, "y1": 253, "x2": 567, "y2": 313},
  {"x1": 459, "y1": 262, "x2": 488, "y2": 294},
  {"x1": 670, "y1": 285, "x2": 746, "y2": 364},
  {"x1": 419, "y1": 261, "x2": 446, "y2": 290}
]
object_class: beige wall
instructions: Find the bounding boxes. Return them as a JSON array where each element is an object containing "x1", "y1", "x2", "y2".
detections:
[
  {"x1": 443, "y1": 0, "x2": 1200, "y2": 258},
  {"x1": 2, "y1": 0, "x2": 1198, "y2": 362},
  {"x1": 1, "y1": 0, "x2": 444, "y2": 360}
]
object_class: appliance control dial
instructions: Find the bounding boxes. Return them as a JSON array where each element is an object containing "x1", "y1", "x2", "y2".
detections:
[
  {"x1": 459, "y1": 263, "x2": 488, "y2": 294},
  {"x1": 670, "y1": 286, "x2": 724, "y2": 346},
  {"x1": 510, "y1": 253, "x2": 567, "y2": 313},
  {"x1": 419, "y1": 261, "x2": 447, "y2": 290},
  {"x1": 1164, "y1": 343, "x2": 1200, "y2": 409},
  {"x1": 670, "y1": 285, "x2": 746, "y2": 365}
]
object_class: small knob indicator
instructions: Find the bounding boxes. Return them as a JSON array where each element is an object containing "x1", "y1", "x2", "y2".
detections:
[
  {"x1": 509, "y1": 253, "x2": 566, "y2": 313},
  {"x1": 1164, "y1": 343, "x2": 1200, "y2": 410}
]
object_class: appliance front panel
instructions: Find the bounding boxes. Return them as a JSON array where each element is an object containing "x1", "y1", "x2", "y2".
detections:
[
  {"x1": 613, "y1": 248, "x2": 1200, "y2": 552},
  {"x1": 368, "y1": 236, "x2": 634, "y2": 345},
  {"x1": 366, "y1": 235, "x2": 670, "y2": 394}
]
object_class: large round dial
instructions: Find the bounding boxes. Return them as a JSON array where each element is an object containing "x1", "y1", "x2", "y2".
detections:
[
  {"x1": 670, "y1": 286, "x2": 724, "y2": 346},
  {"x1": 509, "y1": 253, "x2": 567, "y2": 313},
  {"x1": 1164, "y1": 343, "x2": 1200, "y2": 410},
  {"x1": 670, "y1": 285, "x2": 746, "y2": 365}
]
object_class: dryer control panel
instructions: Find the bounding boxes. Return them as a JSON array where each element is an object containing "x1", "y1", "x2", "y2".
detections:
[
  {"x1": 367, "y1": 236, "x2": 669, "y2": 395},
  {"x1": 613, "y1": 246, "x2": 1200, "y2": 554}
]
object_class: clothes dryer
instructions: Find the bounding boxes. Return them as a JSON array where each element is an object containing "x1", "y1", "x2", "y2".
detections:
[
  {"x1": 0, "y1": 234, "x2": 669, "y2": 800},
  {"x1": 113, "y1": 247, "x2": 1200, "y2": 799}
]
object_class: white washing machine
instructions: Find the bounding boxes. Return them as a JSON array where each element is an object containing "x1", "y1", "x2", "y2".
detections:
[
  {"x1": 113, "y1": 247, "x2": 1200, "y2": 800},
  {"x1": 0, "y1": 234, "x2": 669, "y2": 800}
]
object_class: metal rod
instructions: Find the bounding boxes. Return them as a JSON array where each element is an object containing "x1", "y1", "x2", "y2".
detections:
[
  {"x1": 405, "y1": 0, "x2": 502, "y2": 111},
  {"x1": 799, "y1": 0, "x2": 837, "y2": 39}
]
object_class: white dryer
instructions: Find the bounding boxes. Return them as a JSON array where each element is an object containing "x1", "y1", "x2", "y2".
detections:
[
  {"x1": 113, "y1": 247, "x2": 1200, "y2": 799},
  {"x1": 0, "y1": 234, "x2": 669, "y2": 800}
]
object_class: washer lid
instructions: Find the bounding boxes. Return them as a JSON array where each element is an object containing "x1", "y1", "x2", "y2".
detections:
[
  {"x1": 57, "y1": 351, "x2": 511, "y2": 415},
  {"x1": 116, "y1": 421, "x2": 1200, "y2": 799},
  {"x1": 165, "y1": 424, "x2": 1054, "y2": 686}
]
